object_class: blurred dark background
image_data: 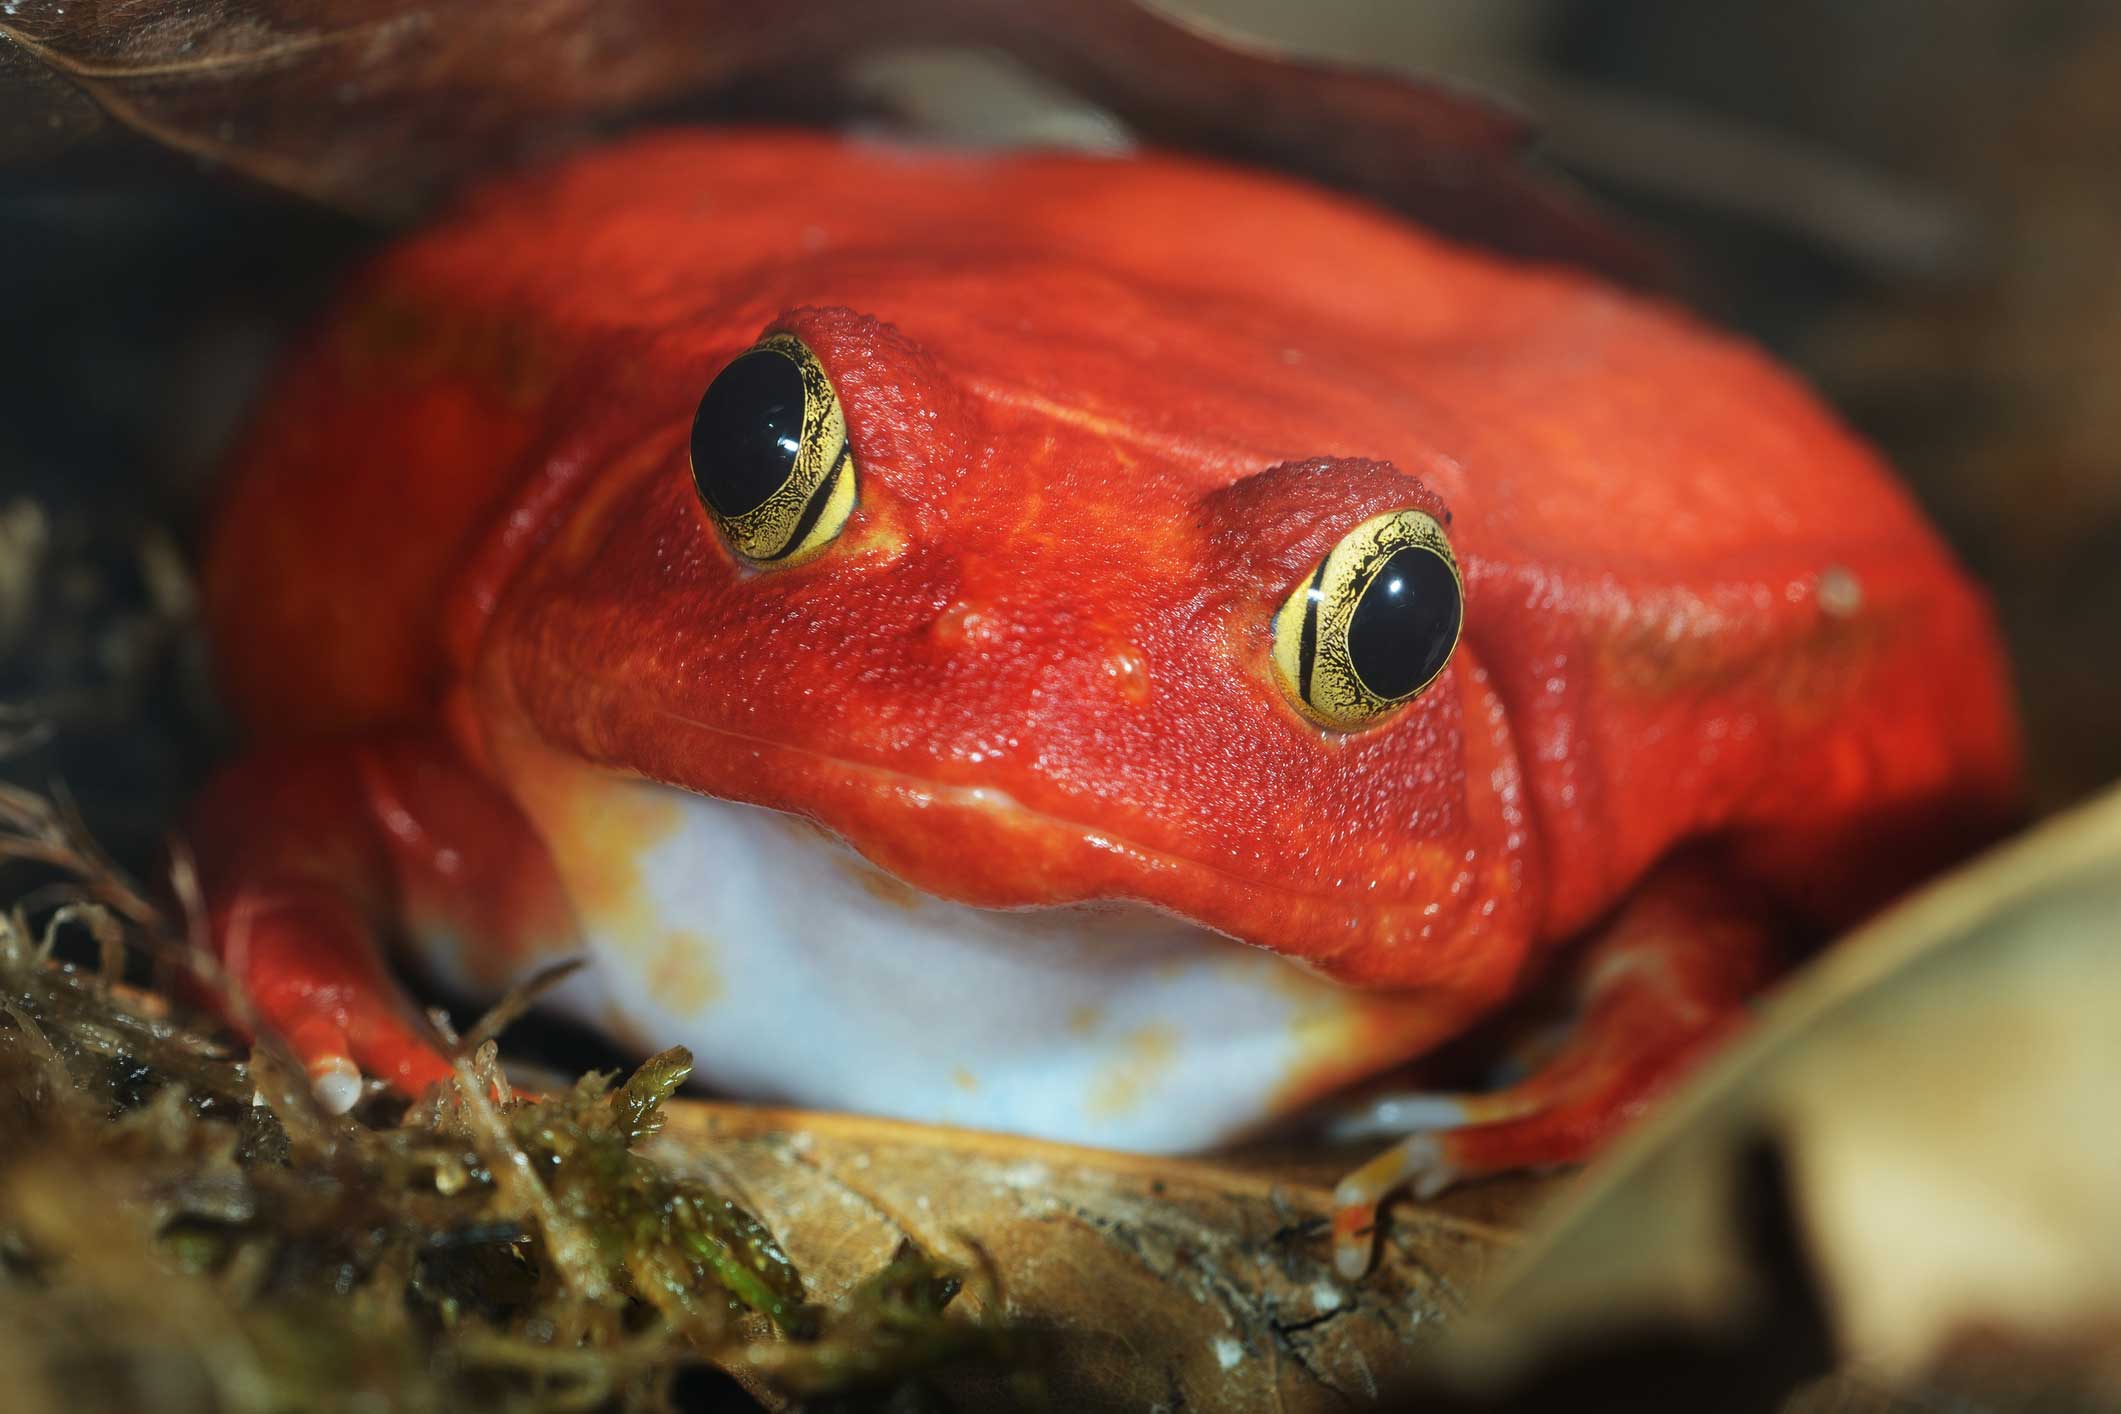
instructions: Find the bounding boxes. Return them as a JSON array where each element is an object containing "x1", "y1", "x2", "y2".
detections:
[{"x1": 3, "y1": 0, "x2": 2119, "y2": 866}]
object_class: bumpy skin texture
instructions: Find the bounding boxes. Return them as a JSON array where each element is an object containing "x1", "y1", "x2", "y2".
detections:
[{"x1": 197, "y1": 131, "x2": 2019, "y2": 1147}]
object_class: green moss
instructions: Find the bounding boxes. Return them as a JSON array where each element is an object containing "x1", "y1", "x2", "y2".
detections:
[{"x1": 0, "y1": 789, "x2": 1014, "y2": 1413}]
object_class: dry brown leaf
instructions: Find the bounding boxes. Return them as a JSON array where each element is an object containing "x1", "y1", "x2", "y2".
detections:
[
  {"x1": 649, "y1": 1102, "x2": 1561, "y2": 1411},
  {"x1": 1437, "y1": 784, "x2": 2121, "y2": 1405},
  {"x1": 0, "y1": 0, "x2": 1659, "y2": 283}
]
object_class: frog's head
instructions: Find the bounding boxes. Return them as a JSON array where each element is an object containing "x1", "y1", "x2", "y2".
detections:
[{"x1": 491, "y1": 304, "x2": 1535, "y2": 997}]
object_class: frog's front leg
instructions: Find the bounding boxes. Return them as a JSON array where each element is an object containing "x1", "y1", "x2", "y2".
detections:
[
  {"x1": 185, "y1": 732, "x2": 576, "y2": 1111},
  {"x1": 1329, "y1": 861, "x2": 1782, "y2": 1278}
]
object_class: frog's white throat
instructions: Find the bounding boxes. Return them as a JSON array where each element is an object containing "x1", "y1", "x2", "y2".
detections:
[{"x1": 436, "y1": 770, "x2": 1421, "y2": 1152}]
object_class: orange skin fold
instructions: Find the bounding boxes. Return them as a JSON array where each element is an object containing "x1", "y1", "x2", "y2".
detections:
[{"x1": 192, "y1": 132, "x2": 2020, "y2": 1236}]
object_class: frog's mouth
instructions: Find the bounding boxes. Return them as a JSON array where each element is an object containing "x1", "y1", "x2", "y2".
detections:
[
  {"x1": 574, "y1": 699, "x2": 1534, "y2": 1001},
  {"x1": 491, "y1": 756, "x2": 1472, "y2": 1152}
]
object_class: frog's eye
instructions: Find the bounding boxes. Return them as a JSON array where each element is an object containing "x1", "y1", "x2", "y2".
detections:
[
  {"x1": 689, "y1": 333, "x2": 857, "y2": 566},
  {"x1": 1270, "y1": 509, "x2": 1463, "y2": 730}
]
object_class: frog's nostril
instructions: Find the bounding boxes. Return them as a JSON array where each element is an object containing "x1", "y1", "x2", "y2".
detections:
[
  {"x1": 1103, "y1": 643, "x2": 1151, "y2": 704},
  {"x1": 934, "y1": 599, "x2": 1004, "y2": 648}
]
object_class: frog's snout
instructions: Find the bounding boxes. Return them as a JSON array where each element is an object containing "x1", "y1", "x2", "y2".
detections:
[{"x1": 926, "y1": 590, "x2": 1156, "y2": 710}]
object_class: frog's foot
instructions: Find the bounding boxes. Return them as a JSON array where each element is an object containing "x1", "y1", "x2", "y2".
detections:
[
  {"x1": 1327, "y1": 862, "x2": 1781, "y2": 1278},
  {"x1": 220, "y1": 887, "x2": 459, "y2": 1113},
  {"x1": 189, "y1": 735, "x2": 576, "y2": 1116}
]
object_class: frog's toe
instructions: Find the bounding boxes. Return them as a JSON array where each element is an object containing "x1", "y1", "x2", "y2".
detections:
[
  {"x1": 1331, "y1": 1132, "x2": 1458, "y2": 1279},
  {"x1": 1325, "y1": 1027, "x2": 1734, "y2": 1276},
  {"x1": 279, "y1": 1008, "x2": 456, "y2": 1115},
  {"x1": 1326, "y1": 1088, "x2": 1551, "y2": 1278},
  {"x1": 222, "y1": 887, "x2": 461, "y2": 1114},
  {"x1": 312, "y1": 1060, "x2": 364, "y2": 1113},
  {"x1": 1324, "y1": 1088, "x2": 1535, "y2": 1142},
  {"x1": 1327, "y1": 860, "x2": 1782, "y2": 1276},
  {"x1": 283, "y1": 1018, "x2": 365, "y2": 1113}
]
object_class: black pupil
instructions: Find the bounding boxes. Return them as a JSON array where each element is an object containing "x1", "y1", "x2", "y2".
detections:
[
  {"x1": 1346, "y1": 547, "x2": 1460, "y2": 699},
  {"x1": 691, "y1": 348, "x2": 805, "y2": 517}
]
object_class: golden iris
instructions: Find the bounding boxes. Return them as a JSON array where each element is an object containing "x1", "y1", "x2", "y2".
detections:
[
  {"x1": 689, "y1": 333, "x2": 857, "y2": 567},
  {"x1": 1271, "y1": 509, "x2": 1463, "y2": 729}
]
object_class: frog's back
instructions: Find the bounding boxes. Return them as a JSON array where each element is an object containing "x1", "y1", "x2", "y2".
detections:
[{"x1": 209, "y1": 130, "x2": 2017, "y2": 923}]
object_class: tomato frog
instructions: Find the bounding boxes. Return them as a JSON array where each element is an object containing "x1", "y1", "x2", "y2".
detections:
[{"x1": 191, "y1": 131, "x2": 2020, "y2": 1277}]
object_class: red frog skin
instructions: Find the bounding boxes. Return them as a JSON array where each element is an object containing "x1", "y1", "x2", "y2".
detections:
[{"x1": 190, "y1": 130, "x2": 2020, "y2": 1277}]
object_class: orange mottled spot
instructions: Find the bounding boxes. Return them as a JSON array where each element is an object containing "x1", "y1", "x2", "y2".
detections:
[
  {"x1": 1268, "y1": 983, "x2": 1471, "y2": 1118},
  {"x1": 1087, "y1": 1024, "x2": 1179, "y2": 1119},
  {"x1": 842, "y1": 856, "x2": 926, "y2": 910},
  {"x1": 951, "y1": 1066, "x2": 979, "y2": 1093},
  {"x1": 496, "y1": 734, "x2": 687, "y2": 985},
  {"x1": 1216, "y1": 946, "x2": 1476, "y2": 1118},
  {"x1": 646, "y1": 928, "x2": 723, "y2": 1014}
]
